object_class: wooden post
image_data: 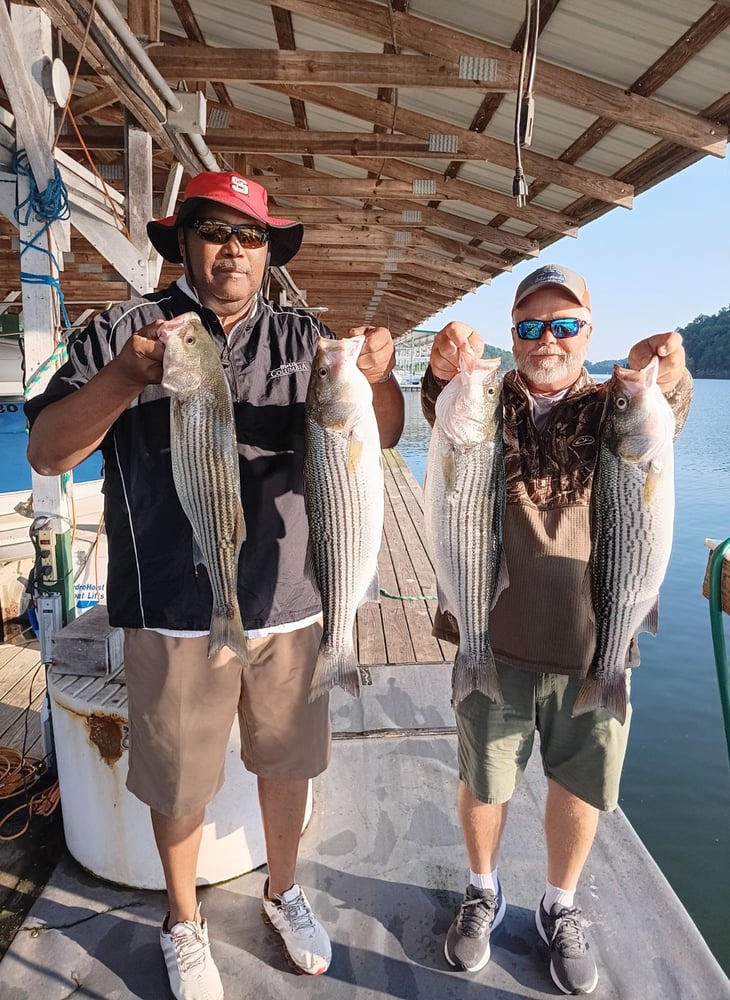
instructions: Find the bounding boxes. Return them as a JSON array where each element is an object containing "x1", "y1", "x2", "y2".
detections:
[
  {"x1": 8, "y1": 3, "x2": 74, "y2": 623},
  {"x1": 124, "y1": 111, "x2": 153, "y2": 296}
]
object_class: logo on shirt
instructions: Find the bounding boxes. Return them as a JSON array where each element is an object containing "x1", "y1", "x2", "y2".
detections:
[{"x1": 267, "y1": 362, "x2": 308, "y2": 380}]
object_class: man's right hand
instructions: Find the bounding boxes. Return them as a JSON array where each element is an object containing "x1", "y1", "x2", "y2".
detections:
[
  {"x1": 116, "y1": 320, "x2": 166, "y2": 388},
  {"x1": 429, "y1": 321, "x2": 485, "y2": 381}
]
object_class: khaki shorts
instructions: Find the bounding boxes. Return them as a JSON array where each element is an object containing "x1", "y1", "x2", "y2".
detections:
[
  {"x1": 123, "y1": 623, "x2": 330, "y2": 817},
  {"x1": 455, "y1": 661, "x2": 632, "y2": 812}
]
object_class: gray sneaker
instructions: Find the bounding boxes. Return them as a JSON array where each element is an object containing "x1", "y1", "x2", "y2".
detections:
[
  {"x1": 444, "y1": 882, "x2": 506, "y2": 972},
  {"x1": 535, "y1": 896, "x2": 598, "y2": 995}
]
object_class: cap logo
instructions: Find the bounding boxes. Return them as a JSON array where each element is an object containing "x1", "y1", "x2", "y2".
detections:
[
  {"x1": 534, "y1": 266, "x2": 567, "y2": 286},
  {"x1": 231, "y1": 176, "x2": 249, "y2": 196}
]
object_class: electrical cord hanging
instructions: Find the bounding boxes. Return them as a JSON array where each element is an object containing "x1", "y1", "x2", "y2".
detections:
[{"x1": 513, "y1": 0, "x2": 540, "y2": 207}]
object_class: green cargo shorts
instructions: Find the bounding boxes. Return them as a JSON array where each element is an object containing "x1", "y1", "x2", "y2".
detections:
[{"x1": 454, "y1": 661, "x2": 632, "y2": 811}]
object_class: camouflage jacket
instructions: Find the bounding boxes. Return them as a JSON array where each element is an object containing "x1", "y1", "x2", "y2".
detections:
[{"x1": 421, "y1": 363, "x2": 693, "y2": 672}]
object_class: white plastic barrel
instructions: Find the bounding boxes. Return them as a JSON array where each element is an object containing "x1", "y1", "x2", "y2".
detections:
[{"x1": 47, "y1": 668, "x2": 312, "y2": 889}]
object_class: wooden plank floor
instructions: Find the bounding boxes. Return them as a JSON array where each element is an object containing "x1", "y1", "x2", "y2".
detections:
[
  {"x1": 356, "y1": 448, "x2": 448, "y2": 667},
  {"x1": 0, "y1": 448, "x2": 451, "y2": 760},
  {"x1": 0, "y1": 635, "x2": 44, "y2": 760}
]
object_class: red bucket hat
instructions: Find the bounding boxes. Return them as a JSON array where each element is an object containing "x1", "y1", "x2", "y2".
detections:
[{"x1": 146, "y1": 171, "x2": 303, "y2": 267}]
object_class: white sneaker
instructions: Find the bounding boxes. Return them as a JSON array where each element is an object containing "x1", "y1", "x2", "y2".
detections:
[
  {"x1": 160, "y1": 911, "x2": 224, "y2": 1000},
  {"x1": 261, "y1": 878, "x2": 332, "y2": 975}
]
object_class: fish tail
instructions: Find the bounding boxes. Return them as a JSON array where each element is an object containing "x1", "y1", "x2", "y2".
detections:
[
  {"x1": 452, "y1": 649, "x2": 503, "y2": 706},
  {"x1": 572, "y1": 671, "x2": 628, "y2": 724},
  {"x1": 208, "y1": 606, "x2": 249, "y2": 663},
  {"x1": 309, "y1": 646, "x2": 361, "y2": 702}
]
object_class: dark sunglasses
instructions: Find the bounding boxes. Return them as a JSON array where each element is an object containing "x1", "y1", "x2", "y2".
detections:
[
  {"x1": 191, "y1": 219, "x2": 270, "y2": 249},
  {"x1": 514, "y1": 318, "x2": 588, "y2": 340}
]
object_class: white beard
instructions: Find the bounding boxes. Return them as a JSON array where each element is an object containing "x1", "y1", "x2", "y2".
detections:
[{"x1": 518, "y1": 350, "x2": 583, "y2": 387}]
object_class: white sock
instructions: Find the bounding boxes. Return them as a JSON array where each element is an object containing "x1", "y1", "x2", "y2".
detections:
[
  {"x1": 543, "y1": 880, "x2": 575, "y2": 912},
  {"x1": 470, "y1": 868, "x2": 499, "y2": 893}
]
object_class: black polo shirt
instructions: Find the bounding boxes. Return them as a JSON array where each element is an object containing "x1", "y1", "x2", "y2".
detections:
[{"x1": 25, "y1": 280, "x2": 335, "y2": 631}]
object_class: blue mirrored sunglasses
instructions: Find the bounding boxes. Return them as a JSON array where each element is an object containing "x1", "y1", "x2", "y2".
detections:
[{"x1": 514, "y1": 318, "x2": 587, "y2": 340}]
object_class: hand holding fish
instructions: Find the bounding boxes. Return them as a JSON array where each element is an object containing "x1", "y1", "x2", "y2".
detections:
[
  {"x1": 344, "y1": 325, "x2": 396, "y2": 383},
  {"x1": 627, "y1": 331, "x2": 686, "y2": 394},
  {"x1": 429, "y1": 321, "x2": 485, "y2": 381},
  {"x1": 116, "y1": 320, "x2": 166, "y2": 388}
]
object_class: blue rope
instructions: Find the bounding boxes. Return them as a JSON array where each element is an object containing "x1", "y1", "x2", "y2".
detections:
[
  {"x1": 13, "y1": 149, "x2": 70, "y2": 227},
  {"x1": 12, "y1": 150, "x2": 71, "y2": 329}
]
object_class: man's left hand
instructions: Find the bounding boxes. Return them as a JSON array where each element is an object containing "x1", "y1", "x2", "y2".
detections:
[
  {"x1": 344, "y1": 325, "x2": 396, "y2": 384},
  {"x1": 628, "y1": 331, "x2": 686, "y2": 394}
]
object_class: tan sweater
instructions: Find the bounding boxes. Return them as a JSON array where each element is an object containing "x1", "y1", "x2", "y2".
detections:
[{"x1": 421, "y1": 365, "x2": 693, "y2": 674}]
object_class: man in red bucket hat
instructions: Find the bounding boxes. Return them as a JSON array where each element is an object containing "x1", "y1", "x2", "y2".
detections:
[
  {"x1": 25, "y1": 170, "x2": 404, "y2": 1000},
  {"x1": 147, "y1": 170, "x2": 304, "y2": 268}
]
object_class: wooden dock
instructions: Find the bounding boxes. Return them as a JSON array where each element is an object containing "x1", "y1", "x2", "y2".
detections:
[
  {"x1": 0, "y1": 634, "x2": 44, "y2": 760},
  {"x1": 0, "y1": 448, "x2": 448, "y2": 763}
]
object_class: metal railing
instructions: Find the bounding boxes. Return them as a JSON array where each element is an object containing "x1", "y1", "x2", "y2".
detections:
[{"x1": 707, "y1": 537, "x2": 730, "y2": 772}]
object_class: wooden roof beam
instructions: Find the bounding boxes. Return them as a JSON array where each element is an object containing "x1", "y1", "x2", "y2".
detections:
[
  {"x1": 263, "y1": 0, "x2": 726, "y2": 155},
  {"x1": 271, "y1": 84, "x2": 634, "y2": 207},
  {"x1": 148, "y1": 48, "x2": 516, "y2": 89},
  {"x1": 245, "y1": 151, "x2": 579, "y2": 236},
  {"x1": 196, "y1": 108, "x2": 576, "y2": 236}
]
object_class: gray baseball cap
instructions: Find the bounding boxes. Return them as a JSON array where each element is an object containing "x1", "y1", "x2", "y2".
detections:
[{"x1": 512, "y1": 263, "x2": 591, "y2": 313}]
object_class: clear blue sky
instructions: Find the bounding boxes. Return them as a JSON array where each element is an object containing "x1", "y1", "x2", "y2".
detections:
[{"x1": 424, "y1": 154, "x2": 730, "y2": 363}]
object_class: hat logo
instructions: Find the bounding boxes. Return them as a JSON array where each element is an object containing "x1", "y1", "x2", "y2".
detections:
[
  {"x1": 231, "y1": 176, "x2": 249, "y2": 195},
  {"x1": 534, "y1": 267, "x2": 567, "y2": 286}
]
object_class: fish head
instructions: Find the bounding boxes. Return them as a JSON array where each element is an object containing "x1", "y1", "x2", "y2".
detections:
[
  {"x1": 306, "y1": 336, "x2": 372, "y2": 429},
  {"x1": 159, "y1": 312, "x2": 220, "y2": 398},
  {"x1": 605, "y1": 356, "x2": 675, "y2": 463},
  {"x1": 435, "y1": 354, "x2": 502, "y2": 447}
]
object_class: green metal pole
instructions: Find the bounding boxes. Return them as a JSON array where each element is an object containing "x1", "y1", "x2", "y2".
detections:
[{"x1": 708, "y1": 537, "x2": 730, "y2": 772}]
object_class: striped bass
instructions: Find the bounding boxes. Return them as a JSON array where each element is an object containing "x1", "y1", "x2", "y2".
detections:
[
  {"x1": 424, "y1": 352, "x2": 508, "y2": 705},
  {"x1": 304, "y1": 336, "x2": 383, "y2": 700},
  {"x1": 159, "y1": 312, "x2": 248, "y2": 662},
  {"x1": 573, "y1": 355, "x2": 675, "y2": 724}
]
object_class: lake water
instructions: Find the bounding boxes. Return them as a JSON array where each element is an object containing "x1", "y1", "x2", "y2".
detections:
[
  {"x1": 0, "y1": 401, "x2": 103, "y2": 491},
  {"x1": 399, "y1": 380, "x2": 730, "y2": 977}
]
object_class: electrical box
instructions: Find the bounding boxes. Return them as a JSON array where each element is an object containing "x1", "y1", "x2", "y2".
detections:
[
  {"x1": 37, "y1": 592, "x2": 63, "y2": 664},
  {"x1": 167, "y1": 91, "x2": 207, "y2": 134},
  {"x1": 37, "y1": 528, "x2": 57, "y2": 585}
]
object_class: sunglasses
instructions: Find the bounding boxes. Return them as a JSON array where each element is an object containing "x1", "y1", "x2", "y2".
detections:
[
  {"x1": 514, "y1": 318, "x2": 588, "y2": 340},
  {"x1": 191, "y1": 219, "x2": 270, "y2": 249}
]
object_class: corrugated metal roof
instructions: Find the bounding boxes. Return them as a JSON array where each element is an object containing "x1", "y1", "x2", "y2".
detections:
[{"x1": 0, "y1": 0, "x2": 728, "y2": 334}]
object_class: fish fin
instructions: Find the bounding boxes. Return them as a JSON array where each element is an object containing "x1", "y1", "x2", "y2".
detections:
[
  {"x1": 435, "y1": 582, "x2": 457, "y2": 620},
  {"x1": 347, "y1": 432, "x2": 364, "y2": 472},
  {"x1": 236, "y1": 501, "x2": 246, "y2": 545},
  {"x1": 490, "y1": 554, "x2": 510, "y2": 610},
  {"x1": 644, "y1": 461, "x2": 662, "y2": 504},
  {"x1": 309, "y1": 647, "x2": 361, "y2": 702},
  {"x1": 572, "y1": 671, "x2": 627, "y2": 724},
  {"x1": 192, "y1": 537, "x2": 206, "y2": 571},
  {"x1": 582, "y1": 566, "x2": 596, "y2": 624},
  {"x1": 441, "y1": 449, "x2": 457, "y2": 494},
  {"x1": 303, "y1": 543, "x2": 318, "y2": 589},
  {"x1": 625, "y1": 636, "x2": 641, "y2": 668},
  {"x1": 639, "y1": 600, "x2": 659, "y2": 636},
  {"x1": 358, "y1": 570, "x2": 380, "y2": 606},
  {"x1": 208, "y1": 607, "x2": 248, "y2": 664},
  {"x1": 451, "y1": 648, "x2": 503, "y2": 706}
]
